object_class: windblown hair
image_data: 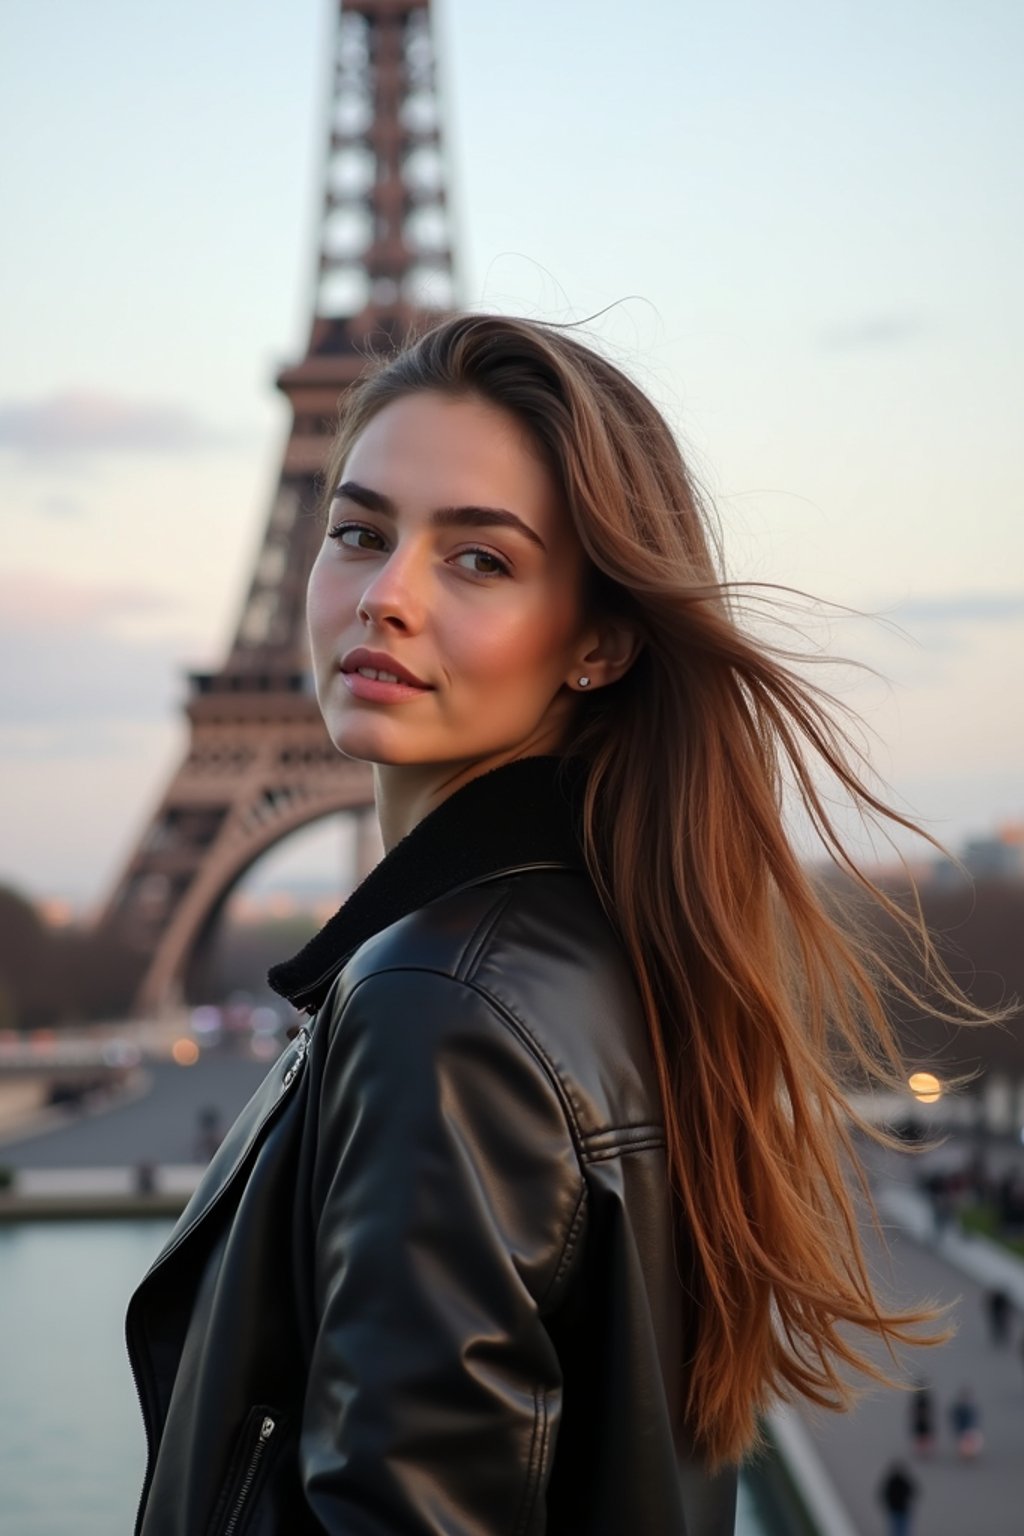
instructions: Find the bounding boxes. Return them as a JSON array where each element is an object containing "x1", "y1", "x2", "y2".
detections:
[{"x1": 320, "y1": 312, "x2": 1004, "y2": 1468}]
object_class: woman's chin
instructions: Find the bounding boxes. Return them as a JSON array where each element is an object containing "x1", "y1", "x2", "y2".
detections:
[{"x1": 329, "y1": 719, "x2": 427, "y2": 767}]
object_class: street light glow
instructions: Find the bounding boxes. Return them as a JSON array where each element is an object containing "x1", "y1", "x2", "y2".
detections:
[
  {"x1": 908, "y1": 1071, "x2": 942, "y2": 1104},
  {"x1": 172, "y1": 1038, "x2": 200, "y2": 1067}
]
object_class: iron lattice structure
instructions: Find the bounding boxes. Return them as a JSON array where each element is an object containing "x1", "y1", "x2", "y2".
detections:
[{"x1": 97, "y1": 0, "x2": 456, "y2": 1011}]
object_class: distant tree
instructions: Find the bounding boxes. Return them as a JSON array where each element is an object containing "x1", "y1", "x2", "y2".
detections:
[
  {"x1": 819, "y1": 873, "x2": 1024, "y2": 1081},
  {"x1": 0, "y1": 975, "x2": 17, "y2": 1032},
  {"x1": 61, "y1": 925, "x2": 147, "y2": 1021},
  {"x1": 0, "y1": 884, "x2": 145, "y2": 1027},
  {"x1": 0, "y1": 885, "x2": 73, "y2": 1025},
  {"x1": 911, "y1": 879, "x2": 1023, "y2": 1077}
]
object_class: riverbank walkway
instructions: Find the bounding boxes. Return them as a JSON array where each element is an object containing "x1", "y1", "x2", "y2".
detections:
[
  {"x1": 0, "y1": 1049, "x2": 270, "y2": 1217},
  {"x1": 794, "y1": 1160, "x2": 1024, "y2": 1536},
  {"x1": 0, "y1": 1052, "x2": 269, "y2": 1170}
]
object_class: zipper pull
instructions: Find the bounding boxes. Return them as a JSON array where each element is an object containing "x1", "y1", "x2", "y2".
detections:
[
  {"x1": 282, "y1": 1027, "x2": 310, "y2": 1088},
  {"x1": 222, "y1": 1414, "x2": 278, "y2": 1536}
]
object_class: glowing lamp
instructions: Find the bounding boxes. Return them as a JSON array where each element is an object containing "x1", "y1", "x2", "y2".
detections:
[{"x1": 908, "y1": 1071, "x2": 942, "y2": 1104}]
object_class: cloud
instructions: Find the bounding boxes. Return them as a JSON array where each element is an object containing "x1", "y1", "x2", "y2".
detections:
[
  {"x1": 0, "y1": 572, "x2": 191, "y2": 731},
  {"x1": 887, "y1": 592, "x2": 1024, "y2": 625},
  {"x1": 0, "y1": 390, "x2": 230, "y2": 457},
  {"x1": 846, "y1": 591, "x2": 1024, "y2": 668},
  {"x1": 35, "y1": 493, "x2": 90, "y2": 518},
  {"x1": 818, "y1": 314, "x2": 931, "y2": 352},
  {"x1": 0, "y1": 632, "x2": 182, "y2": 732},
  {"x1": 0, "y1": 572, "x2": 179, "y2": 629}
]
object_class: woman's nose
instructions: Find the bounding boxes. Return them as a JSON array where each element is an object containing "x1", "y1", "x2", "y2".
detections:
[{"x1": 356, "y1": 545, "x2": 425, "y2": 633}]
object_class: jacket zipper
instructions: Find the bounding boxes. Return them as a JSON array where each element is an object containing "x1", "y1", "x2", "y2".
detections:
[
  {"x1": 221, "y1": 1415, "x2": 276, "y2": 1536},
  {"x1": 127, "y1": 1028, "x2": 309, "y2": 1534},
  {"x1": 281, "y1": 1025, "x2": 309, "y2": 1086},
  {"x1": 127, "y1": 1322, "x2": 157, "y2": 1536}
]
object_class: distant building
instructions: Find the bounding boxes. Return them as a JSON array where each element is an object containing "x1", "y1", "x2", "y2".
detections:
[
  {"x1": 962, "y1": 833, "x2": 1024, "y2": 879},
  {"x1": 931, "y1": 821, "x2": 1024, "y2": 885}
]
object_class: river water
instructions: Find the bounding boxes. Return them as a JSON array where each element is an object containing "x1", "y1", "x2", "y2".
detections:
[
  {"x1": 1, "y1": 1218, "x2": 172, "y2": 1535},
  {"x1": 2, "y1": 1220, "x2": 769, "y2": 1535}
]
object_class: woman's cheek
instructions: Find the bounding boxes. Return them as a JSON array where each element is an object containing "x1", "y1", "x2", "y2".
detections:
[
  {"x1": 453, "y1": 604, "x2": 558, "y2": 682},
  {"x1": 308, "y1": 563, "x2": 352, "y2": 648},
  {"x1": 305, "y1": 585, "x2": 331, "y2": 667}
]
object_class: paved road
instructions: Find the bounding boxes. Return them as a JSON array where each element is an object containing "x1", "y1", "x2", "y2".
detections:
[
  {"x1": 0, "y1": 1050, "x2": 273, "y2": 1168},
  {"x1": 798, "y1": 1213, "x2": 1024, "y2": 1535}
]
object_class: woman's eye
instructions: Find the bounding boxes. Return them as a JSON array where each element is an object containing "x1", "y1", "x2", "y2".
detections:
[
  {"x1": 452, "y1": 548, "x2": 510, "y2": 578},
  {"x1": 326, "y1": 522, "x2": 386, "y2": 551}
]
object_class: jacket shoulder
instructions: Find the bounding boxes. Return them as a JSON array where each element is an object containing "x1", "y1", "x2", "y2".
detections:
[{"x1": 336, "y1": 869, "x2": 663, "y2": 1149}]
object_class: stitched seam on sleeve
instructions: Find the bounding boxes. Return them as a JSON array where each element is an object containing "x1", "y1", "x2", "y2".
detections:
[
  {"x1": 452, "y1": 977, "x2": 587, "y2": 1153},
  {"x1": 331, "y1": 969, "x2": 664, "y2": 1170},
  {"x1": 540, "y1": 1180, "x2": 588, "y2": 1306},
  {"x1": 513, "y1": 1386, "x2": 549, "y2": 1536},
  {"x1": 584, "y1": 1138, "x2": 666, "y2": 1164},
  {"x1": 537, "y1": 1391, "x2": 552, "y2": 1522},
  {"x1": 540, "y1": 1179, "x2": 589, "y2": 1302},
  {"x1": 528, "y1": 1389, "x2": 552, "y2": 1535},
  {"x1": 332, "y1": 966, "x2": 585, "y2": 1152},
  {"x1": 512, "y1": 1387, "x2": 543, "y2": 1536},
  {"x1": 583, "y1": 1121, "x2": 664, "y2": 1142},
  {"x1": 331, "y1": 967, "x2": 588, "y2": 1302},
  {"x1": 454, "y1": 882, "x2": 516, "y2": 980},
  {"x1": 581, "y1": 1123, "x2": 666, "y2": 1159}
]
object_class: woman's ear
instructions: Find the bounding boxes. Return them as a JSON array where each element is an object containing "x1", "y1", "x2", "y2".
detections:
[{"x1": 571, "y1": 619, "x2": 643, "y2": 690}]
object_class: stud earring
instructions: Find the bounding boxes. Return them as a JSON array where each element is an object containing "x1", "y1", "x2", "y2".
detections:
[{"x1": 577, "y1": 676, "x2": 591, "y2": 688}]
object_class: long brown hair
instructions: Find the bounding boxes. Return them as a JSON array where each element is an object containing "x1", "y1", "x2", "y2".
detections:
[{"x1": 320, "y1": 312, "x2": 1006, "y2": 1467}]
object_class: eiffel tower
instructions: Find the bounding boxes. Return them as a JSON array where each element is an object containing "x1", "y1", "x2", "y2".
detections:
[{"x1": 96, "y1": 0, "x2": 457, "y2": 1013}]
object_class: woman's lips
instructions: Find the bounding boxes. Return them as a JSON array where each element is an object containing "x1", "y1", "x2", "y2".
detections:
[
  {"x1": 341, "y1": 671, "x2": 433, "y2": 704},
  {"x1": 340, "y1": 647, "x2": 430, "y2": 687}
]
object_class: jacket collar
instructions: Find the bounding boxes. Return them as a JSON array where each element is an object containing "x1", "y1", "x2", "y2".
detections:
[{"x1": 267, "y1": 754, "x2": 587, "y2": 1013}]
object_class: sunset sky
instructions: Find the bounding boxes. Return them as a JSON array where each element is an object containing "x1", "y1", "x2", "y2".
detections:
[{"x1": 2, "y1": 0, "x2": 1021, "y2": 909}]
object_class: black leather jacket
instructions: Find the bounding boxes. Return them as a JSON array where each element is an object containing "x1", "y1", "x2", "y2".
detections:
[{"x1": 126, "y1": 757, "x2": 737, "y2": 1535}]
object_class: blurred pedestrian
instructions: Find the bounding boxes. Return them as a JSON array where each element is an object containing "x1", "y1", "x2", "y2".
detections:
[
  {"x1": 909, "y1": 1382, "x2": 935, "y2": 1457},
  {"x1": 194, "y1": 1105, "x2": 223, "y2": 1162},
  {"x1": 948, "y1": 1386, "x2": 982, "y2": 1459},
  {"x1": 877, "y1": 1461, "x2": 918, "y2": 1536},
  {"x1": 984, "y1": 1285, "x2": 1012, "y2": 1345}
]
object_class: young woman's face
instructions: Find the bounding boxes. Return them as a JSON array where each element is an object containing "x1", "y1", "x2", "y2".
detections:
[{"x1": 306, "y1": 390, "x2": 592, "y2": 773}]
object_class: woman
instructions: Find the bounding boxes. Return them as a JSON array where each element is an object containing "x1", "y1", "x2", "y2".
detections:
[
  {"x1": 877, "y1": 1461, "x2": 919, "y2": 1536},
  {"x1": 909, "y1": 1380, "x2": 935, "y2": 1456},
  {"x1": 127, "y1": 313, "x2": 988, "y2": 1535},
  {"x1": 949, "y1": 1386, "x2": 983, "y2": 1459}
]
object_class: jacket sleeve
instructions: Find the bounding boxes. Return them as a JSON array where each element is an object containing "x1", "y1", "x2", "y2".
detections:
[{"x1": 298, "y1": 966, "x2": 586, "y2": 1536}]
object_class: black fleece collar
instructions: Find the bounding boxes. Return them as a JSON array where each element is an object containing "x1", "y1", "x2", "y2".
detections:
[{"x1": 267, "y1": 754, "x2": 587, "y2": 1014}]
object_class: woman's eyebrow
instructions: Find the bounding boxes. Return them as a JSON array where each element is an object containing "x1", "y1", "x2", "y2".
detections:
[{"x1": 334, "y1": 480, "x2": 547, "y2": 551}]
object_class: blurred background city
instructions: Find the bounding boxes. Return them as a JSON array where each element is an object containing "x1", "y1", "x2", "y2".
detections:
[{"x1": 1, "y1": 1, "x2": 1021, "y2": 1531}]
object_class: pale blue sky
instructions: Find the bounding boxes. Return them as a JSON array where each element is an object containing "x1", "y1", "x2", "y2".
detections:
[{"x1": 2, "y1": 0, "x2": 1022, "y2": 904}]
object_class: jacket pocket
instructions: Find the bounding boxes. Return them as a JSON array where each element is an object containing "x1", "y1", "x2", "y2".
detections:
[{"x1": 207, "y1": 1404, "x2": 288, "y2": 1536}]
